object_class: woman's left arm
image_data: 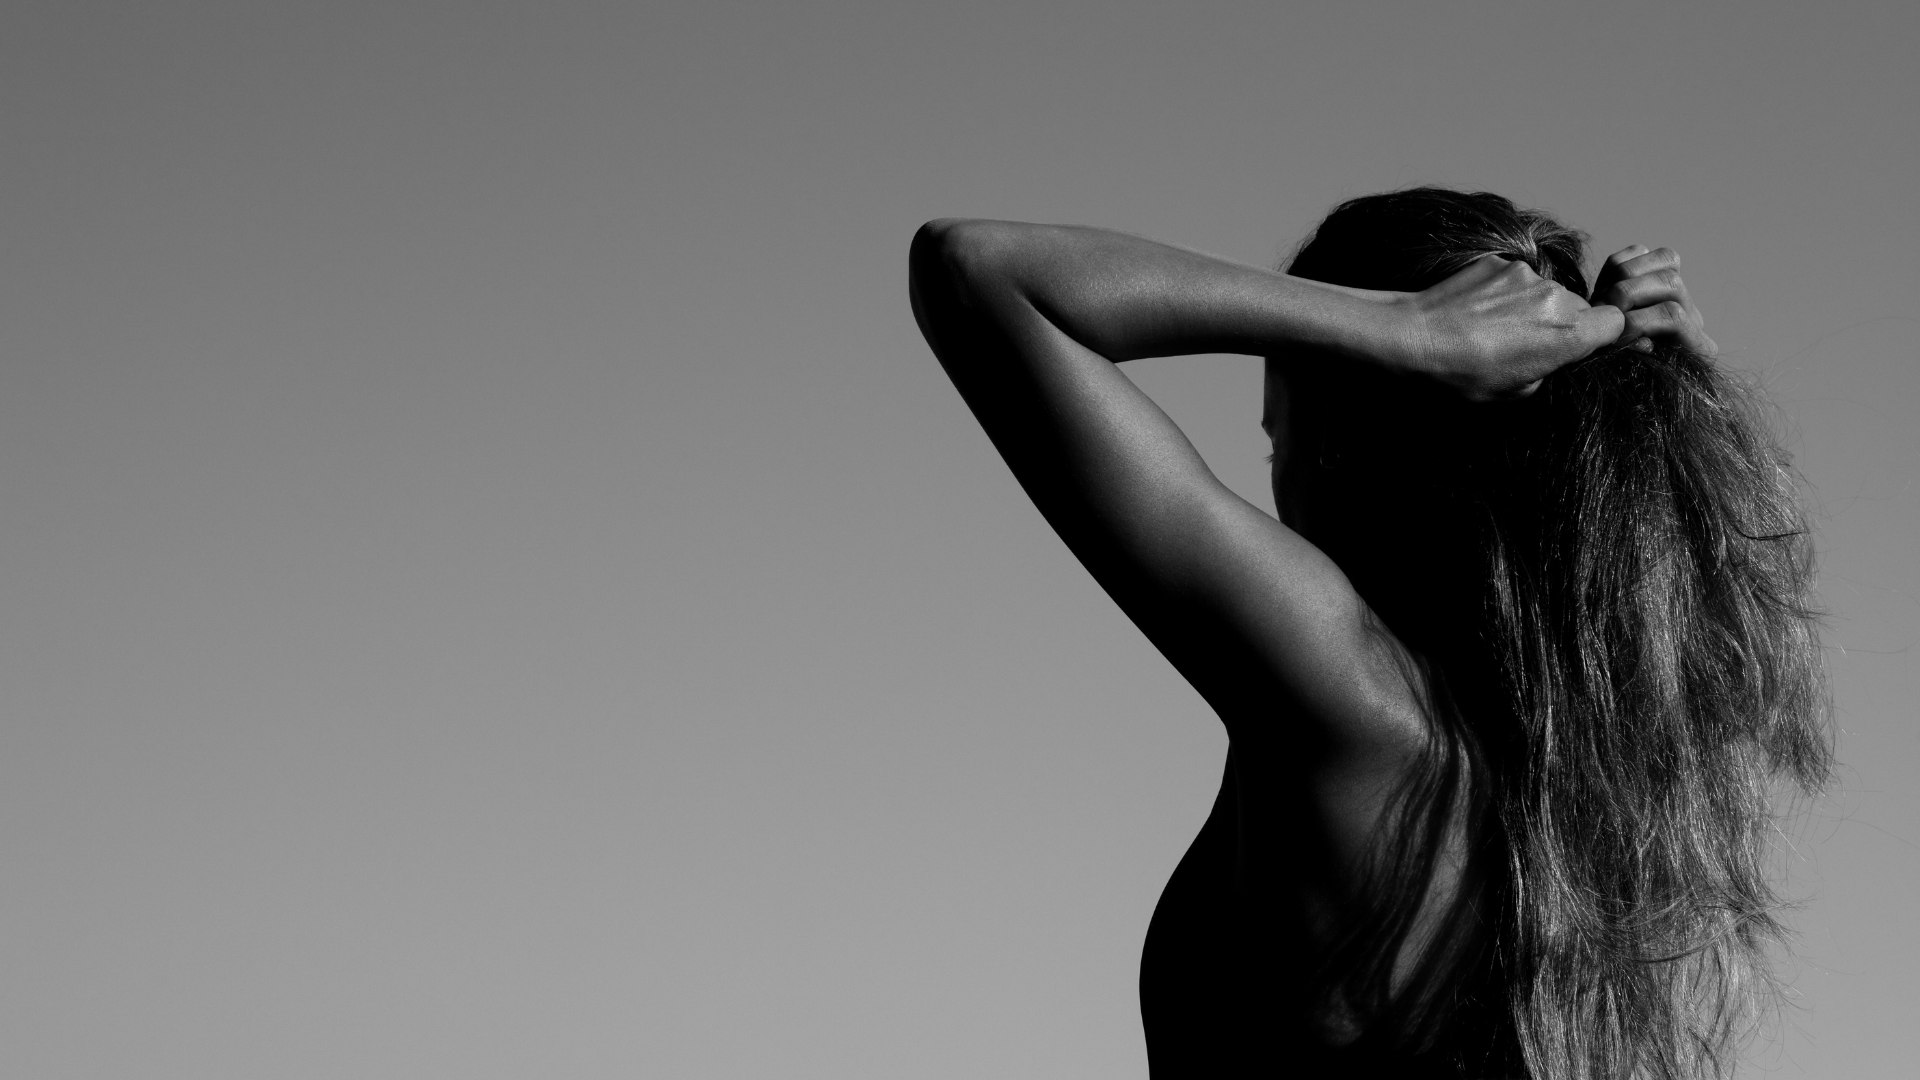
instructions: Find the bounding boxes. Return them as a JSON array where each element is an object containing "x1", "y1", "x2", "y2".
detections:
[{"x1": 907, "y1": 219, "x2": 1619, "y2": 746}]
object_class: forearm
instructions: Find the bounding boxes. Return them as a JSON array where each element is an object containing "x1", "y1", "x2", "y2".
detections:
[{"x1": 914, "y1": 218, "x2": 1415, "y2": 367}]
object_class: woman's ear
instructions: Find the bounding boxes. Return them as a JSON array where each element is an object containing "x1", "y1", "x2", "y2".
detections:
[
  {"x1": 1260, "y1": 357, "x2": 1290, "y2": 448},
  {"x1": 1263, "y1": 358, "x2": 1308, "y2": 529}
]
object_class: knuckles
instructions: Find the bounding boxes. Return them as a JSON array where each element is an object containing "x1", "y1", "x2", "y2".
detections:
[{"x1": 1603, "y1": 267, "x2": 1687, "y2": 312}]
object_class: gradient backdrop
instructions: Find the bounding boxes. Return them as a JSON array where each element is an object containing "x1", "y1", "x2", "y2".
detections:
[{"x1": 3, "y1": 2, "x2": 1915, "y2": 1077}]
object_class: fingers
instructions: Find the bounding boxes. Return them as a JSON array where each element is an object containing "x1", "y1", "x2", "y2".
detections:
[
  {"x1": 1602, "y1": 266, "x2": 1689, "y2": 313},
  {"x1": 1621, "y1": 300, "x2": 1719, "y2": 357},
  {"x1": 1589, "y1": 244, "x2": 1648, "y2": 302},
  {"x1": 1592, "y1": 245, "x2": 1678, "y2": 303},
  {"x1": 1594, "y1": 247, "x2": 1679, "y2": 303},
  {"x1": 1609, "y1": 245, "x2": 1678, "y2": 280},
  {"x1": 1597, "y1": 243, "x2": 1650, "y2": 273},
  {"x1": 1573, "y1": 303, "x2": 1627, "y2": 357},
  {"x1": 1591, "y1": 244, "x2": 1715, "y2": 356}
]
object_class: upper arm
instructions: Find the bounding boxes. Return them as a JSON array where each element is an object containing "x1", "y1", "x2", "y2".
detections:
[{"x1": 910, "y1": 221, "x2": 1422, "y2": 751}]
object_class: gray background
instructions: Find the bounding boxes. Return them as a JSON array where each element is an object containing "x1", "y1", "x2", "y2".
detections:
[{"x1": 3, "y1": 1, "x2": 1915, "y2": 1076}]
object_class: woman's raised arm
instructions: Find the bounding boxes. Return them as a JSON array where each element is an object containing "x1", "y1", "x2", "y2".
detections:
[
  {"x1": 911, "y1": 219, "x2": 1412, "y2": 368},
  {"x1": 907, "y1": 219, "x2": 1617, "y2": 749}
]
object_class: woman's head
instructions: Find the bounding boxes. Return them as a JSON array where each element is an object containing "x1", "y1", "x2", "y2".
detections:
[
  {"x1": 1288, "y1": 187, "x2": 1590, "y2": 294},
  {"x1": 1265, "y1": 188, "x2": 1592, "y2": 472},
  {"x1": 1282, "y1": 189, "x2": 1831, "y2": 1078},
  {"x1": 1265, "y1": 189, "x2": 1592, "y2": 656}
]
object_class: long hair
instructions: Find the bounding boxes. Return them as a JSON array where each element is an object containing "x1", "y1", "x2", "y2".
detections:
[{"x1": 1277, "y1": 189, "x2": 1831, "y2": 1078}]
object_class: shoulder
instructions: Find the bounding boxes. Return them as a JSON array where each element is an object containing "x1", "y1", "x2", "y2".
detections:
[
  {"x1": 1164, "y1": 495, "x2": 1437, "y2": 762},
  {"x1": 1216, "y1": 602, "x2": 1443, "y2": 868}
]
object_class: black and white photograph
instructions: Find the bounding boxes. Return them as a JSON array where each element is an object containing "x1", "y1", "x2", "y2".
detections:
[{"x1": 4, "y1": 2, "x2": 1915, "y2": 1076}]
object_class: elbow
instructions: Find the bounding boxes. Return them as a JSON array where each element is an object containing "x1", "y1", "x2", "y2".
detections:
[
  {"x1": 908, "y1": 219, "x2": 961, "y2": 300},
  {"x1": 909, "y1": 220, "x2": 1032, "y2": 366},
  {"x1": 912, "y1": 217, "x2": 974, "y2": 257},
  {"x1": 910, "y1": 218, "x2": 1020, "y2": 301},
  {"x1": 913, "y1": 217, "x2": 999, "y2": 261},
  {"x1": 909, "y1": 219, "x2": 988, "y2": 342}
]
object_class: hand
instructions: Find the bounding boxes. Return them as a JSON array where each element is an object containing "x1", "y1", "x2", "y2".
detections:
[
  {"x1": 1400, "y1": 255, "x2": 1624, "y2": 401},
  {"x1": 1589, "y1": 245, "x2": 1718, "y2": 357}
]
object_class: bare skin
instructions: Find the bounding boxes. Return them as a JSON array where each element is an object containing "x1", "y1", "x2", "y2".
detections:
[
  {"x1": 1590, "y1": 243, "x2": 1717, "y2": 356},
  {"x1": 907, "y1": 220, "x2": 1706, "y2": 1068}
]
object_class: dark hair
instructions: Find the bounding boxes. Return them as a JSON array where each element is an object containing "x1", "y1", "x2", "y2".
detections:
[{"x1": 1278, "y1": 189, "x2": 1831, "y2": 1078}]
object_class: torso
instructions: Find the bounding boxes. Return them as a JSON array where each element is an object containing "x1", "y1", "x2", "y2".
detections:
[
  {"x1": 1139, "y1": 753, "x2": 1286, "y2": 1073},
  {"x1": 1140, "y1": 744, "x2": 1514, "y2": 1078}
]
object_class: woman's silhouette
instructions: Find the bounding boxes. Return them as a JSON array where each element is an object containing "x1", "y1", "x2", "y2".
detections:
[{"x1": 908, "y1": 189, "x2": 1829, "y2": 1078}]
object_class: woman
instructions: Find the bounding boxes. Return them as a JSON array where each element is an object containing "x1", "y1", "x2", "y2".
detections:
[{"x1": 908, "y1": 189, "x2": 1829, "y2": 1078}]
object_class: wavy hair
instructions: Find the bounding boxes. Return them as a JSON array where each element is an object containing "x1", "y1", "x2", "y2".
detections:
[{"x1": 1276, "y1": 189, "x2": 1831, "y2": 1078}]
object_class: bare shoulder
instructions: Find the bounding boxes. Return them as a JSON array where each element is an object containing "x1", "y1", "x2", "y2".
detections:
[
  {"x1": 1163, "y1": 491, "x2": 1436, "y2": 758},
  {"x1": 1178, "y1": 509, "x2": 1441, "y2": 870}
]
